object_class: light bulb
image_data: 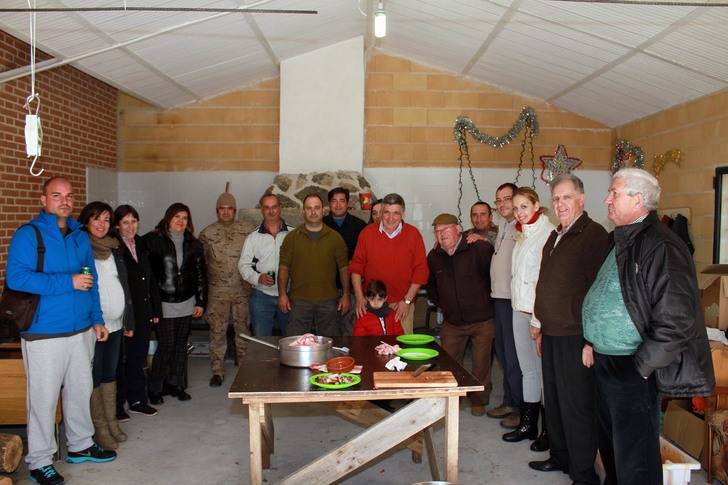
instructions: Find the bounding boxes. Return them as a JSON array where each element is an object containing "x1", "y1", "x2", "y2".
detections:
[{"x1": 374, "y1": 2, "x2": 386, "y2": 38}]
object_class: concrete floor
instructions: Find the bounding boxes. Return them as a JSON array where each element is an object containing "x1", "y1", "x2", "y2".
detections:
[{"x1": 4, "y1": 354, "x2": 711, "y2": 485}]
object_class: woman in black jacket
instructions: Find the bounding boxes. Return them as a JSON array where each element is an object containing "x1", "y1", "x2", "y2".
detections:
[
  {"x1": 113, "y1": 205, "x2": 162, "y2": 418},
  {"x1": 144, "y1": 203, "x2": 207, "y2": 403}
]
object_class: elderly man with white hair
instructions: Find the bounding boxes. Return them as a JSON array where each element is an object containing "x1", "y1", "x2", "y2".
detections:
[{"x1": 582, "y1": 168, "x2": 714, "y2": 485}]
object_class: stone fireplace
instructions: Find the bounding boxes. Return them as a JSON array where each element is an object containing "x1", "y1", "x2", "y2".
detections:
[{"x1": 238, "y1": 170, "x2": 376, "y2": 227}]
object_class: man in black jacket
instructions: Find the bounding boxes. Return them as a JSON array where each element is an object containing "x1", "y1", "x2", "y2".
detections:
[
  {"x1": 583, "y1": 168, "x2": 714, "y2": 485},
  {"x1": 323, "y1": 187, "x2": 367, "y2": 334},
  {"x1": 427, "y1": 213, "x2": 495, "y2": 416}
]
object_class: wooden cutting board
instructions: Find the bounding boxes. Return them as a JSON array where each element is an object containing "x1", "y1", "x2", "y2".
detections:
[{"x1": 373, "y1": 371, "x2": 458, "y2": 388}]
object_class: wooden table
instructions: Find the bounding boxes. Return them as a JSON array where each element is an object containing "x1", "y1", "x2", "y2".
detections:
[{"x1": 228, "y1": 336, "x2": 483, "y2": 485}]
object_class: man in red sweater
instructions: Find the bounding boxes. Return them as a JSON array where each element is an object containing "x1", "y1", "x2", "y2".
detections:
[{"x1": 349, "y1": 193, "x2": 429, "y2": 333}]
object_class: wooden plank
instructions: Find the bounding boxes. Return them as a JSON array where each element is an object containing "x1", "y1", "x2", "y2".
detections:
[
  {"x1": 238, "y1": 389, "x2": 470, "y2": 404},
  {"x1": 373, "y1": 371, "x2": 457, "y2": 388},
  {"x1": 280, "y1": 397, "x2": 446, "y2": 485},
  {"x1": 260, "y1": 404, "x2": 274, "y2": 470},
  {"x1": 423, "y1": 427, "x2": 440, "y2": 481},
  {"x1": 333, "y1": 401, "x2": 423, "y2": 456},
  {"x1": 445, "y1": 396, "x2": 459, "y2": 483},
  {"x1": 247, "y1": 401, "x2": 264, "y2": 485},
  {"x1": 262, "y1": 404, "x2": 274, "y2": 454}
]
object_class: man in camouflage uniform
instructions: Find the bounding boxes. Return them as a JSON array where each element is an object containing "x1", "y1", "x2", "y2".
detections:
[{"x1": 199, "y1": 189, "x2": 255, "y2": 387}]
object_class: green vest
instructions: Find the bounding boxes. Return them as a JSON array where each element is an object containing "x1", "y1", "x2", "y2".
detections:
[{"x1": 583, "y1": 248, "x2": 642, "y2": 355}]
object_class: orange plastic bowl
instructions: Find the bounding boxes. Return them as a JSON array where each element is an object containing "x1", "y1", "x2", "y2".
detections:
[{"x1": 326, "y1": 356, "x2": 355, "y2": 374}]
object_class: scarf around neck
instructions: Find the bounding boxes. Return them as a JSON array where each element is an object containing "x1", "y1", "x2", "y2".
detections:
[
  {"x1": 367, "y1": 302, "x2": 391, "y2": 319},
  {"x1": 515, "y1": 211, "x2": 540, "y2": 233},
  {"x1": 90, "y1": 234, "x2": 119, "y2": 260}
]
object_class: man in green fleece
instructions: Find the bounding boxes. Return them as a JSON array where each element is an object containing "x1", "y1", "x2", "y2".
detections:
[{"x1": 278, "y1": 194, "x2": 350, "y2": 337}]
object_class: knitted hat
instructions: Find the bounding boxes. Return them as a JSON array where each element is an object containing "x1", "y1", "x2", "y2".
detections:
[
  {"x1": 432, "y1": 213, "x2": 458, "y2": 226},
  {"x1": 216, "y1": 192, "x2": 236, "y2": 209}
]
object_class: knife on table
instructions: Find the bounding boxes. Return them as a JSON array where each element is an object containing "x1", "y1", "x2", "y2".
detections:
[{"x1": 412, "y1": 363, "x2": 432, "y2": 377}]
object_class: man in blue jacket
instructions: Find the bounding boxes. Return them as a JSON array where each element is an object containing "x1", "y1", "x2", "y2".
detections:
[{"x1": 6, "y1": 176, "x2": 116, "y2": 485}]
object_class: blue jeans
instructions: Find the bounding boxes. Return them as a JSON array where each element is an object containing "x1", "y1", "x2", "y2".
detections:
[
  {"x1": 493, "y1": 298, "x2": 522, "y2": 407},
  {"x1": 92, "y1": 328, "x2": 123, "y2": 387},
  {"x1": 250, "y1": 289, "x2": 288, "y2": 336}
]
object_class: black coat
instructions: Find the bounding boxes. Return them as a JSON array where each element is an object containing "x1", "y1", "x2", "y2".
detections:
[
  {"x1": 117, "y1": 234, "x2": 162, "y2": 325},
  {"x1": 613, "y1": 211, "x2": 714, "y2": 397},
  {"x1": 323, "y1": 212, "x2": 367, "y2": 261},
  {"x1": 426, "y1": 238, "x2": 494, "y2": 325},
  {"x1": 143, "y1": 230, "x2": 207, "y2": 309}
]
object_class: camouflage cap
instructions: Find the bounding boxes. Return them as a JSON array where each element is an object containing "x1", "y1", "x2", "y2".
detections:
[{"x1": 216, "y1": 192, "x2": 236, "y2": 209}]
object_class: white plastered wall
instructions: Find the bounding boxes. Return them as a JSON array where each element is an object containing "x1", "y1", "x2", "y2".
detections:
[{"x1": 279, "y1": 36, "x2": 365, "y2": 174}]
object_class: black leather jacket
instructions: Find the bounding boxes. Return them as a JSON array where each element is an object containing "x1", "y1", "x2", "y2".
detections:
[
  {"x1": 143, "y1": 230, "x2": 207, "y2": 309},
  {"x1": 613, "y1": 211, "x2": 714, "y2": 397}
]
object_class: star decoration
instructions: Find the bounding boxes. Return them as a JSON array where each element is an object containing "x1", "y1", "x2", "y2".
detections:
[{"x1": 540, "y1": 144, "x2": 582, "y2": 185}]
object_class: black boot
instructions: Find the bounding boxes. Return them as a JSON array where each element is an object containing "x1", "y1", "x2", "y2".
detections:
[
  {"x1": 502, "y1": 402, "x2": 539, "y2": 442},
  {"x1": 175, "y1": 386, "x2": 191, "y2": 401},
  {"x1": 530, "y1": 405, "x2": 549, "y2": 451}
]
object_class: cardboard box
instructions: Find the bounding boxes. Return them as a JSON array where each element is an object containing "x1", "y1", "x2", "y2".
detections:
[
  {"x1": 662, "y1": 400, "x2": 704, "y2": 460},
  {"x1": 595, "y1": 437, "x2": 702, "y2": 485},
  {"x1": 712, "y1": 341, "x2": 728, "y2": 389},
  {"x1": 700, "y1": 264, "x2": 728, "y2": 330}
]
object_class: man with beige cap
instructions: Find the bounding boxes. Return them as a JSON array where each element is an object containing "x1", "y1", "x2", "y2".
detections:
[
  {"x1": 199, "y1": 185, "x2": 255, "y2": 387},
  {"x1": 427, "y1": 213, "x2": 495, "y2": 416}
]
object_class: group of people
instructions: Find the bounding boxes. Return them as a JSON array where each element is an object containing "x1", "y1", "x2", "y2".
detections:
[
  {"x1": 4, "y1": 167, "x2": 715, "y2": 485},
  {"x1": 424, "y1": 169, "x2": 712, "y2": 485}
]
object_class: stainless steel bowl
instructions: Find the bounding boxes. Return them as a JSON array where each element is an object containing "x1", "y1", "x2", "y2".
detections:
[{"x1": 278, "y1": 335, "x2": 333, "y2": 367}]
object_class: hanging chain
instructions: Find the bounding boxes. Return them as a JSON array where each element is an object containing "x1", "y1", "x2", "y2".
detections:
[
  {"x1": 456, "y1": 144, "x2": 468, "y2": 224},
  {"x1": 528, "y1": 128, "x2": 536, "y2": 189},
  {"x1": 514, "y1": 127, "x2": 537, "y2": 189},
  {"x1": 515, "y1": 129, "x2": 526, "y2": 187},
  {"x1": 456, "y1": 142, "x2": 483, "y2": 224}
]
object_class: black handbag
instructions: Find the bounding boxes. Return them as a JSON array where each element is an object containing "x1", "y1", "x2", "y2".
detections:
[{"x1": 0, "y1": 224, "x2": 45, "y2": 338}]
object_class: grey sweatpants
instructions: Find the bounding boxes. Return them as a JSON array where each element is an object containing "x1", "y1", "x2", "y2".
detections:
[
  {"x1": 22, "y1": 328, "x2": 96, "y2": 469},
  {"x1": 513, "y1": 310, "x2": 542, "y2": 403}
]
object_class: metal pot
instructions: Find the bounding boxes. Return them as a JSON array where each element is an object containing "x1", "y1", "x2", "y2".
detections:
[
  {"x1": 278, "y1": 335, "x2": 333, "y2": 367},
  {"x1": 240, "y1": 334, "x2": 333, "y2": 367}
]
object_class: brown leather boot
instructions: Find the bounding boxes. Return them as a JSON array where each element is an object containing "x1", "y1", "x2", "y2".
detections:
[
  {"x1": 101, "y1": 382, "x2": 128, "y2": 442},
  {"x1": 500, "y1": 410, "x2": 521, "y2": 429},
  {"x1": 91, "y1": 387, "x2": 117, "y2": 450}
]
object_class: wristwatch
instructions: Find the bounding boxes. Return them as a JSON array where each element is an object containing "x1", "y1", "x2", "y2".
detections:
[{"x1": 404, "y1": 298, "x2": 412, "y2": 305}]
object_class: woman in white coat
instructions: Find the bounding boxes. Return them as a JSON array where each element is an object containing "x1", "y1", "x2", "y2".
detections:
[{"x1": 503, "y1": 187, "x2": 554, "y2": 444}]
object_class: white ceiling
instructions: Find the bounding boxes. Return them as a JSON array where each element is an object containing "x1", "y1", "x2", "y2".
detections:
[{"x1": 1, "y1": 0, "x2": 728, "y2": 126}]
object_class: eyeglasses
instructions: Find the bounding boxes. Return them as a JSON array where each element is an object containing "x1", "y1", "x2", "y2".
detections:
[{"x1": 494, "y1": 196, "x2": 512, "y2": 205}]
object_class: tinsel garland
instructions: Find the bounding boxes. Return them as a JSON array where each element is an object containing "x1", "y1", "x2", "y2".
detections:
[
  {"x1": 611, "y1": 139, "x2": 645, "y2": 174},
  {"x1": 453, "y1": 106, "x2": 539, "y2": 149}
]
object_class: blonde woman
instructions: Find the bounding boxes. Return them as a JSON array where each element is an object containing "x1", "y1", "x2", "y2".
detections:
[{"x1": 503, "y1": 187, "x2": 554, "y2": 444}]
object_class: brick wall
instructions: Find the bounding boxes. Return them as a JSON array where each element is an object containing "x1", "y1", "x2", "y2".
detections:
[
  {"x1": 118, "y1": 51, "x2": 614, "y2": 173},
  {"x1": 0, "y1": 30, "x2": 118, "y2": 284},
  {"x1": 618, "y1": 92, "x2": 728, "y2": 270},
  {"x1": 364, "y1": 52, "x2": 613, "y2": 169},
  {"x1": 118, "y1": 79, "x2": 280, "y2": 171}
]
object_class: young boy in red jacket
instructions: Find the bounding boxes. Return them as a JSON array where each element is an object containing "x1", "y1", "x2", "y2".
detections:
[{"x1": 353, "y1": 280, "x2": 404, "y2": 336}]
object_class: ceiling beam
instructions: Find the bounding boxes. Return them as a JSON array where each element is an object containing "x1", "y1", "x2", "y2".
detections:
[
  {"x1": 52, "y1": 0, "x2": 201, "y2": 103},
  {"x1": 0, "y1": 0, "x2": 277, "y2": 85},
  {"x1": 243, "y1": 13, "x2": 280, "y2": 67},
  {"x1": 461, "y1": 0, "x2": 523, "y2": 76}
]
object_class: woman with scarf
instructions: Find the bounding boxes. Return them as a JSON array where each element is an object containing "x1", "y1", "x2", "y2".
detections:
[
  {"x1": 79, "y1": 201, "x2": 134, "y2": 451},
  {"x1": 502, "y1": 187, "x2": 554, "y2": 445},
  {"x1": 144, "y1": 203, "x2": 207, "y2": 404}
]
